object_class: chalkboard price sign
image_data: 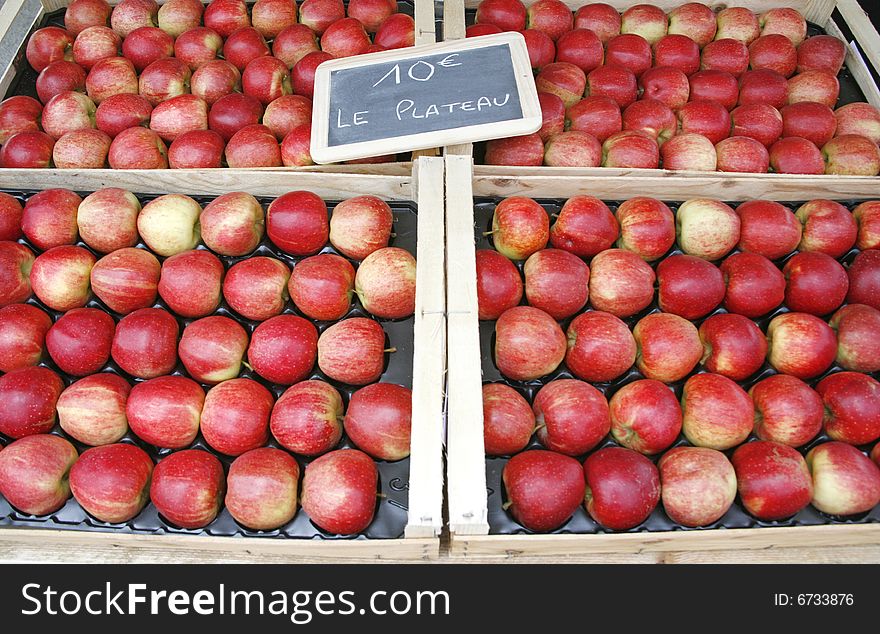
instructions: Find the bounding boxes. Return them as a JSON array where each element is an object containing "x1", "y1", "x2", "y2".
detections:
[{"x1": 310, "y1": 33, "x2": 541, "y2": 164}]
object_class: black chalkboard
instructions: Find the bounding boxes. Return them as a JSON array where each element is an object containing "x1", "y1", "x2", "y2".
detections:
[{"x1": 311, "y1": 33, "x2": 541, "y2": 163}]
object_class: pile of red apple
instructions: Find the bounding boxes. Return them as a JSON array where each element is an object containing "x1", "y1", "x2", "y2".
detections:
[
  {"x1": 479, "y1": 194, "x2": 880, "y2": 532},
  {"x1": 0, "y1": 0, "x2": 415, "y2": 169},
  {"x1": 0, "y1": 187, "x2": 418, "y2": 536},
  {"x1": 470, "y1": 0, "x2": 880, "y2": 175}
]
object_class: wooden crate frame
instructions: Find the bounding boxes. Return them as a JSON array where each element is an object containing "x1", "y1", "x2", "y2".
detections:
[
  {"x1": 0, "y1": 156, "x2": 446, "y2": 562},
  {"x1": 0, "y1": 0, "x2": 439, "y2": 175},
  {"x1": 444, "y1": 153, "x2": 880, "y2": 560},
  {"x1": 443, "y1": 0, "x2": 880, "y2": 193}
]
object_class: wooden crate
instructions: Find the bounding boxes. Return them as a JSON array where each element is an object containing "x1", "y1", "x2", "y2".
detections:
[
  {"x1": 0, "y1": 0, "x2": 439, "y2": 176},
  {"x1": 444, "y1": 153, "x2": 880, "y2": 561},
  {"x1": 0, "y1": 156, "x2": 446, "y2": 562},
  {"x1": 443, "y1": 0, "x2": 880, "y2": 193}
]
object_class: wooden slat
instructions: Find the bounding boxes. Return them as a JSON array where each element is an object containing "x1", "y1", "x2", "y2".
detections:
[
  {"x1": 445, "y1": 155, "x2": 489, "y2": 536},
  {"x1": 825, "y1": 17, "x2": 880, "y2": 108},
  {"x1": 442, "y1": 0, "x2": 474, "y2": 158},
  {"x1": 834, "y1": 0, "x2": 880, "y2": 82},
  {"x1": 804, "y1": 0, "x2": 838, "y2": 25},
  {"x1": 450, "y1": 524, "x2": 880, "y2": 558},
  {"x1": 405, "y1": 156, "x2": 446, "y2": 539},
  {"x1": 460, "y1": 0, "x2": 814, "y2": 13}
]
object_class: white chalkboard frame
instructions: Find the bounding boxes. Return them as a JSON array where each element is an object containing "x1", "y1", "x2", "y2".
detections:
[{"x1": 310, "y1": 32, "x2": 541, "y2": 164}]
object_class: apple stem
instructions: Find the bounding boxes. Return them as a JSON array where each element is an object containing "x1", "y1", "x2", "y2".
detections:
[
  {"x1": 482, "y1": 230, "x2": 495, "y2": 236},
  {"x1": 501, "y1": 500, "x2": 512, "y2": 511},
  {"x1": 533, "y1": 424, "x2": 545, "y2": 433},
  {"x1": 377, "y1": 492, "x2": 387, "y2": 499},
  {"x1": 242, "y1": 361, "x2": 253, "y2": 371},
  {"x1": 384, "y1": 347, "x2": 397, "y2": 353}
]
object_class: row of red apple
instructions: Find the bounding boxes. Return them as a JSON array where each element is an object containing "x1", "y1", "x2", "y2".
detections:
[
  {"x1": 468, "y1": 0, "x2": 880, "y2": 173},
  {"x1": 1, "y1": 0, "x2": 415, "y2": 167},
  {"x1": 0, "y1": 189, "x2": 416, "y2": 321},
  {"x1": 0, "y1": 435, "x2": 381, "y2": 534},
  {"x1": 503, "y1": 441, "x2": 880, "y2": 532}
]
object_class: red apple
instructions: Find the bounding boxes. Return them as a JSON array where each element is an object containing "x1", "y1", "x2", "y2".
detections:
[
  {"x1": 586, "y1": 64, "x2": 638, "y2": 108},
  {"x1": 327, "y1": 196, "x2": 392, "y2": 259},
  {"x1": 783, "y1": 251, "x2": 848, "y2": 316},
  {"x1": 523, "y1": 29, "x2": 556, "y2": 71},
  {"x1": 716, "y1": 135, "x2": 770, "y2": 173},
  {"x1": 847, "y1": 250, "x2": 880, "y2": 310},
  {"x1": 583, "y1": 447, "x2": 660, "y2": 530},
  {"x1": 157, "y1": 249, "x2": 223, "y2": 318},
  {"x1": 344, "y1": 382, "x2": 412, "y2": 460},
  {"x1": 748, "y1": 34, "x2": 797, "y2": 77},
  {"x1": 795, "y1": 199, "x2": 856, "y2": 258},
  {"x1": 208, "y1": 93, "x2": 263, "y2": 141},
  {"x1": 27, "y1": 27, "x2": 74, "y2": 72},
  {"x1": 678, "y1": 100, "x2": 732, "y2": 145},
  {"x1": 633, "y1": 313, "x2": 702, "y2": 383},
  {"x1": 573, "y1": 3, "x2": 620, "y2": 43},
  {"x1": 831, "y1": 304, "x2": 880, "y2": 372},
  {"x1": 69, "y1": 443, "x2": 153, "y2": 523},
  {"x1": 148, "y1": 94, "x2": 208, "y2": 143},
  {"x1": 807, "y1": 441, "x2": 880, "y2": 515},
  {"x1": 787, "y1": 70, "x2": 839, "y2": 108},
  {"x1": 57, "y1": 373, "x2": 130, "y2": 446},
  {"x1": 759, "y1": 7, "x2": 807, "y2": 46},
  {"x1": 736, "y1": 199, "x2": 801, "y2": 259},
  {"x1": 660, "y1": 132, "x2": 717, "y2": 171},
  {"x1": 485, "y1": 133, "x2": 545, "y2": 166},
  {"x1": 0, "y1": 304, "x2": 51, "y2": 372},
  {"x1": 0, "y1": 193, "x2": 22, "y2": 242},
  {"x1": 751, "y1": 374, "x2": 823, "y2": 447},
  {"x1": 271, "y1": 380, "x2": 343, "y2": 456},
  {"x1": 543, "y1": 130, "x2": 602, "y2": 167},
  {"x1": 273, "y1": 24, "x2": 320, "y2": 68},
  {"x1": 855, "y1": 201, "x2": 880, "y2": 251},
  {"x1": 374, "y1": 13, "x2": 415, "y2": 50},
  {"x1": 174, "y1": 26, "x2": 223, "y2": 70},
  {"x1": 733, "y1": 440, "x2": 813, "y2": 520},
  {"x1": 565, "y1": 310, "x2": 634, "y2": 383},
  {"x1": 533, "y1": 379, "x2": 609, "y2": 456},
  {"x1": 225, "y1": 123, "x2": 281, "y2": 167},
  {"x1": 0, "y1": 96, "x2": 43, "y2": 145},
  {"x1": 66, "y1": 0, "x2": 112, "y2": 37},
  {"x1": 797, "y1": 34, "x2": 846, "y2": 75},
  {"x1": 0, "y1": 241, "x2": 34, "y2": 306},
  {"x1": 136, "y1": 193, "x2": 201, "y2": 257},
  {"x1": 317, "y1": 317, "x2": 386, "y2": 385},
  {"x1": 111, "y1": 0, "x2": 158, "y2": 37},
  {"x1": 247, "y1": 314, "x2": 317, "y2": 385},
  {"x1": 122, "y1": 26, "x2": 173, "y2": 72},
  {"x1": 280, "y1": 123, "x2": 315, "y2": 165},
  {"x1": 622, "y1": 99, "x2": 676, "y2": 143},
  {"x1": 0, "y1": 435, "x2": 78, "y2": 516},
  {"x1": 191, "y1": 60, "x2": 241, "y2": 104},
  {"x1": 602, "y1": 129, "x2": 659, "y2": 168},
  {"x1": 197, "y1": 192, "x2": 262, "y2": 256},
  {"x1": 835, "y1": 102, "x2": 880, "y2": 145},
  {"x1": 107, "y1": 126, "x2": 168, "y2": 168},
  {"x1": 355, "y1": 247, "x2": 416, "y2": 319},
  {"x1": 588, "y1": 248, "x2": 655, "y2": 317},
  {"x1": 605, "y1": 33, "x2": 652, "y2": 77},
  {"x1": 550, "y1": 195, "x2": 618, "y2": 257},
  {"x1": 0, "y1": 367, "x2": 62, "y2": 439},
  {"x1": 299, "y1": 0, "x2": 346, "y2": 34},
  {"x1": 688, "y1": 70, "x2": 739, "y2": 111},
  {"x1": 482, "y1": 383, "x2": 534, "y2": 456},
  {"x1": 347, "y1": 0, "x2": 395, "y2": 33},
  {"x1": 321, "y1": 17, "x2": 371, "y2": 58},
  {"x1": 21, "y1": 188, "x2": 80, "y2": 250},
  {"x1": 157, "y1": 0, "x2": 203, "y2": 37},
  {"x1": 716, "y1": 7, "x2": 760, "y2": 44},
  {"x1": 667, "y1": 2, "x2": 716, "y2": 47},
  {"x1": 30, "y1": 245, "x2": 95, "y2": 312},
  {"x1": 610, "y1": 379, "x2": 681, "y2": 455},
  {"x1": 822, "y1": 134, "x2": 880, "y2": 176},
  {"x1": 565, "y1": 95, "x2": 621, "y2": 142},
  {"x1": 490, "y1": 196, "x2": 549, "y2": 261},
  {"x1": 535, "y1": 62, "x2": 586, "y2": 108},
  {"x1": 495, "y1": 306, "x2": 565, "y2": 381},
  {"x1": 138, "y1": 58, "x2": 191, "y2": 106},
  {"x1": 150, "y1": 449, "x2": 224, "y2": 529},
  {"x1": 652, "y1": 35, "x2": 700, "y2": 76},
  {"x1": 38, "y1": 60, "x2": 87, "y2": 104},
  {"x1": 41, "y1": 90, "x2": 96, "y2": 140},
  {"x1": 676, "y1": 199, "x2": 739, "y2": 260},
  {"x1": 699, "y1": 313, "x2": 766, "y2": 381},
  {"x1": 288, "y1": 253, "x2": 355, "y2": 321},
  {"x1": 523, "y1": 248, "x2": 589, "y2": 319},
  {"x1": 85, "y1": 56, "x2": 138, "y2": 103},
  {"x1": 301, "y1": 449, "x2": 376, "y2": 534},
  {"x1": 657, "y1": 254, "x2": 724, "y2": 319},
  {"x1": 90, "y1": 247, "x2": 160, "y2": 314},
  {"x1": 730, "y1": 103, "x2": 783, "y2": 147},
  {"x1": 291, "y1": 51, "x2": 334, "y2": 99},
  {"x1": 262, "y1": 94, "x2": 311, "y2": 140},
  {"x1": 702, "y1": 38, "x2": 749, "y2": 77},
  {"x1": 178, "y1": 315, "x2": 247, "y2": 384},
  {"x1": 477, "y1": 0, "x2": 527, "y2": 31},
  {"x1": 46, "y1": 307, "x2": 115, "y2": 376},
  {"x1": 721, "y1": 252, "x2": 786, "y2": 318},
  {"x1": 817, "y1": 372, "x2": 880, "y2": 446},
  {"x1": 527, "y1": 0, "x2": 573, "y2": 42},
  {"x1": 682, "y1": 372, "x2": 753, "y2": 450},
  {"x1": 95, "y1": 93, "x2": 151, "y2": 137},
  {"x1": 659, "y1": 446, "x2": 736, "y2": 527},
  {"x1": 639, "y1": 66, "x2": 690, "y2": 110},
  {"x1": 201, "y1": 378, "x2": 273, "y2": 455},
  {"x1": 203, "y1": 0, "x2": 250, "y2": 38},
  {"x1": 615, "y1": 196, "x2": 674, "y2": 261},
  {"x1": 767, "y1": 312, "x2": 837, "y2": 379},
  {"x1": 53, "y1": 128, "x2": 110, "y2": 168},
  {"x1": 251, "y1": 0, "x2": 298, "y2": 39},
  {"x1": 537, "y1": 92, "x2": 565, "y2": 141},
  {"x1": 168, "y1": 129, "x2": 225, "y2": 167},
  {"x1": 222, "y1": 26, "x2": 270, "y2": 71},
  {"x1": 111, "y1": 308, "x2": 178, "y2": 379},
  {"x1": 127, "y1": 375, "x2": 204, "y2": 448},
  {"x1": 226, "y1": 447, "x2": 299, "y2": 530},
  {"x1": 267, "y1": 190, "x2": 329, "y2": 256},
  {"x1": 737, "y1": 69, "x2": 788, "y2": 110},
  {"x1": 503, "y1": 450, "x2": 584, "y2": 532},
  {"x1": 780, "y1": 101, "x2": 837, "y2": 148}
]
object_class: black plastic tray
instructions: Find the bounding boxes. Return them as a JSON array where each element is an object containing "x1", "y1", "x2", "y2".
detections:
[
  {"x1": 0, "y1": 189, "x2": 420, "y2": 541},
  {"x1": 473, "y1": 196, "x2": 880, "y2": 536}
]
